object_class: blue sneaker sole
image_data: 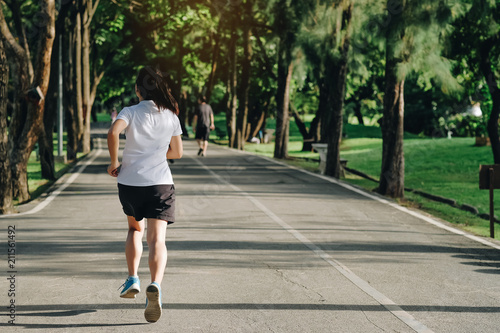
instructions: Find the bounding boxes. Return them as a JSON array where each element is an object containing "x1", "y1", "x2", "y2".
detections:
[{"x1": 144, "y1": 285, "x2": 162, "y2": 323}]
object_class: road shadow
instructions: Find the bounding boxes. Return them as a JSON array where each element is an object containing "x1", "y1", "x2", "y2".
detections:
[
  {"x1": 10, "y1": 302, "x2": 500, "y2": 313},
  {"x1": 5, "y1": 301, "x2": 499, "y2": 329}
]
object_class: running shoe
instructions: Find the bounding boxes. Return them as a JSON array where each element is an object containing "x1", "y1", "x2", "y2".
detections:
[
  {"x1": 197, "y1": 148, "x2": 203, "y2": 156},
  {"x1": 144, "y1": 282, "x2": 162, "y2": 323},
  {"x1": 119, "y1": 276, "x2": 140, "y2": 298}
]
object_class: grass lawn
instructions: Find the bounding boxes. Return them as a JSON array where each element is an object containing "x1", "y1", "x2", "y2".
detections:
[
  {"x1": 339, "y1": 137, "x2": 499, "y2": 238},
  {"x1": 25, "y1": 131, "x2": 89, "y2": 204},
  {"x1": 338, "y1": 137, "x2": 494, "y2": 215},
  {"x1": 27, "y1": 153, "x2": 72, "y2": 202},
  {"x1": 214, "y1": 114, "x2": 500, "y2": 240}
]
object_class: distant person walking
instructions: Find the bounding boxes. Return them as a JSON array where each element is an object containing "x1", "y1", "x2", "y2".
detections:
[
  {"x1": 107, "y1": 66, "x2": 183, "y2": 323},
  {"x1": 193, "y1": 96, "x2": 214, "y2": 157},
  {"x1": 111, "y1": 107, "x2": 118, "y2": 123}
]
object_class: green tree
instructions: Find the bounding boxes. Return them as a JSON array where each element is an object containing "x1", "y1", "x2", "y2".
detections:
[
  {"x1": 246, "y1": 19, "x2": 277, "y2": 141},
  {"x1": 298, "y1": 0, "x2": 354, "y2": 178},
  {"x1": 0, "y1": 0, "x2": 56, "y2": 203},
  {"x1": 378, "y1": 0, "x2": 460, "y2": 198},
  {"x1": 451, "y1": 1, "x2": 500, "y2": 163},
  {"x1": 270, "y1": 0, "x2": 313, "y2": 159},
  {"x1": 39, "y1": 1, "x2": 73, "y2": 180},
  {"x1": 345, "y1": 1, "x2": 386, "y2": 129},
  {"x1": 235, "y1": 0, "x2": 254, "y2": 150},
  {"x1": 323, "y1": 0, "x2": 354, "y2": 179},
  {"x1": 0, "y1": 35, "x2": 13, "y2": 214}
]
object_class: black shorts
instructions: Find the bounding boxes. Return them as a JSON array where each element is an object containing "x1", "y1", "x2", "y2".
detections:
[
  {"x1": 195, "y1": 125, "x2": 210, "y2": 141},
  {"x1": 118, "y1": 184, "x2": 176, "y2": 224}
]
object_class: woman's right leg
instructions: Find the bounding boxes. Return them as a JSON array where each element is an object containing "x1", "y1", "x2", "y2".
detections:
[
  {"x1": 125, "y1": 215, "x2": 145, "y2": 276},
  {"x1": 146, "y1": 218, "x2": 168, "y2": 284}
]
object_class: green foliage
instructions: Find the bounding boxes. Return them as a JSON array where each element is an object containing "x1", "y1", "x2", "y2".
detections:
[
  {"x1": 291, "y1": 78, "x2": 319, "y2": 115},
  {"x1": 17, "y1": 0, "x2": 500, "y2": 235},
  {"x1": 448, "y1": 0, "x2": 500, "y2": 118},
  {"x1": 445, "y1": 114, "x2": 487, "y2": 137},
  {"x1": 388, "y1": 1, "x2": 465, "y2": 94},
  {"x1": 94, "y1": 14, "x2": 125, "y2": 46}
]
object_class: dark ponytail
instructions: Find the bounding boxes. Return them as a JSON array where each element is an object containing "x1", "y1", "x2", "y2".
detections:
[{"x1": 135, "y1": 66, "x2": 179, "y2": 115}]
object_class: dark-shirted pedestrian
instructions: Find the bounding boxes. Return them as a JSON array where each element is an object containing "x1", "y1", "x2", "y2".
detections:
[{"x1": 193, "y1": 96, "x2": 214, "y2": 157}]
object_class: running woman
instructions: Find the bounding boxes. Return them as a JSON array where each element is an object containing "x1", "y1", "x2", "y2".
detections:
[{"x1": 107, "y1": 66, "x2": 183, "y2": 323}]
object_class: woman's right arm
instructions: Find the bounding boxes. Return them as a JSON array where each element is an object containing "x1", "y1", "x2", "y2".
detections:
[
  {"x1": 107, "y1": 119, "x2": 127, "y2": 176},
  {"x1": 167, "y1": 135, "x2": 183, "y2": 159}
]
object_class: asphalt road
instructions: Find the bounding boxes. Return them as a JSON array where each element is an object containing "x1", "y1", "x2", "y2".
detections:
[{"x1": 1, "y1": 138, "x2": 499, "y2": 332}]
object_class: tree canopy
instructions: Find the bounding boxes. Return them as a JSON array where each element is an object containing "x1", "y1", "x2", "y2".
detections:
[{"x1": 1, "y1": 0, "x2": 499, "y2": 212}]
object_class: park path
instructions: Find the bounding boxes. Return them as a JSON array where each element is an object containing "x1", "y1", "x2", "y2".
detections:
[{"x1": 1, "y1": 137, "x2": 500, "y2": 332}]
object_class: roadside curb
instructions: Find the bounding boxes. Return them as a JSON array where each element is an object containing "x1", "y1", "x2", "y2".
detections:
[
  {"x1": 221, "y1": 145, "x2": 500, "y2": 251},
  {"x1": 342, "y1": 165, "x2": 500, "y2": 224}
]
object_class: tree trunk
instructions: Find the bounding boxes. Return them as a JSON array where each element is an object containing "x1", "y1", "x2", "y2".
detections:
[
  {"x1": 250, "y1": 110, "x2": 266, "y2": 139},
  {"x1": 248, "y1": 92, "x2": 272, "y2": 140},
  {"x1": 226, "y1": 29, "x2": 237, "y2": 148},
  {"x1": 15, "y1": 0, "x2": 56, "y2": 201},
  {"x1": 236, "y1": 10, "x2": 252, "y2": 150},
  {"x1": 8, "y1": 0, "x2": 34, "y2": 79},
  {"x1": 0, "y1": 37, "x2": 14, "y2": 214},
  {"x1": 64, "y1": 18, "x2": 78, "y2": 161},
  {"x1": 291, "y1": 107, "x2": 309, "y2": 139},
  {"x1": 274, "y1": 40, "x2": 293, "y2": 159},
  {"x1": 38, "y1": 125, "x2": 56, "y2": 180},
  {"x1": 81, "y1": 0, "x2": 92, "y2": 153},
  {"x1": 324, "y1": 63, "x2": 347, "y2": 178},
  {"x1": 307, "y1": 113, "x2": 322, "y2": 151},
  {"x1": 74, "y1": 10, "x2": 84, "y2": 154},
  {"x1": 1, "y1": 4, "x2": 31, "y2": 201},
  {"x1": 480, "y1": 38, "x2": 500, "y2": 164},
  {"x1": 318, "y1": 80, "x2": 329, "y2": 143},
  {"x1": 324, "y1": 2, "x2": 353, "y2": 178},
  {"x1": 378, "y1": 2, "x2": 405, "y2": 198},
  {"x1": 291, "y1": 102, "x2": 315, "y2": 151},
  {"x1": 206, "y1": 33, "x2": 220, "y2": 103},
  {"x1": 378, "y1": 59, "x2": 405, "y2": 197},
  {"x1": 178, "y1": 91, "x2": 189, "y2": 136},
  {"x1": 89, "y1": 66, "x2": 104, "y2": 110},
  {"x1": 486, "y1": 99, "x2": 500, "y2": 164},
  {"x1": 39, "y1": 24, "x2": 61, "y2": 181},
  {"x1": 175, "y1": 33, "x2": 188, "y2": 135},
  {"x1": 2, "y1": 0, "x2": 56, "y2": 203},
  {"x1": 292, "y1": 100, "x2": 322, "y2": 152},
  {"x1": 353, "y1": 103, "x2": 365, "y2": 125}
]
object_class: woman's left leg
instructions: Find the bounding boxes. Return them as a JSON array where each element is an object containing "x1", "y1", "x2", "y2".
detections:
[{"x1": 144, "y1": 218, "x2": 167, "y2": 322}]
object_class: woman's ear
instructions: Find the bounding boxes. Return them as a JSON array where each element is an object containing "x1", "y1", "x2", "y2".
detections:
[{"x1": 135, "y1": 84, "x2": 142, "y2": 100}]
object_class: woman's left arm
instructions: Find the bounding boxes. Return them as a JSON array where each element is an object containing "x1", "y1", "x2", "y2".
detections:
[{"x1": 167, "y1": 135, "x2": 183, "y2": 159}]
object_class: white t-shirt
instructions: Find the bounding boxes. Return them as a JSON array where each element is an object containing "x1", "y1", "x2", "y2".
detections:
[{"x1": 116, "y1": 100, "x2": 182, "y2": 186}]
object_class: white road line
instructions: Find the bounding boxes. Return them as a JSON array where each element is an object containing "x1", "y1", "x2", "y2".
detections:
[
  {"x1": 0, "y1": 140, "x2": 103, "y2": 218},
  {"x1": 191, "y1": 155, "x2": 434, "y2": 333},
  {"x1": 230, "y1": 148, "x2": 500, "y2": 252}
]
